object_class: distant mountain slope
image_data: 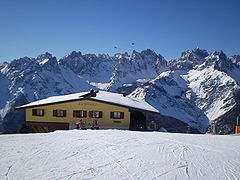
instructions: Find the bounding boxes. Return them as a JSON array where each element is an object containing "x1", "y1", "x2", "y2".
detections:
[
  {"x1": 130, "y1": 49, "x2": 240, "y2": 133},
  {"x1": 0, "y1": 48, "x2": 239, "y2": 134},
  {"x1": 129, "y1": 70, "x2": 209, "y2": 133}
]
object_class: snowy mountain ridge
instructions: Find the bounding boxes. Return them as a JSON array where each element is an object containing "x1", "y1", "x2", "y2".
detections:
[{"x1": 0, "y1": 48, "x2": 239, "y2": 134}]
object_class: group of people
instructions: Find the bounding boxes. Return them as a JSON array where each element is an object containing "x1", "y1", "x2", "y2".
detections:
[{"x1": 76, "y1": 120, "x2": 99, "y2": 130}]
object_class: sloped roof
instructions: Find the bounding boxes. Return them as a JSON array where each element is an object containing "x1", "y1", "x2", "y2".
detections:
[{"x1": 16, "y1": 91, "x2": 159, "y2": 113}]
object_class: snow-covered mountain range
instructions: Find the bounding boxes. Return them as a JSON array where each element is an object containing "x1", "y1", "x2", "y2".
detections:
[{"x1": 0, "y1": 48, "x2": 239, "y2": 134}]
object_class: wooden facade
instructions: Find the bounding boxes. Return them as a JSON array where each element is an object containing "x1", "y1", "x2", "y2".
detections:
[
  {"x1": 25, "y1": 122, "x2": 69, "y2": 133},
  {"x1": 21, "y1": 99, "x2": 132, "y2": 132}
]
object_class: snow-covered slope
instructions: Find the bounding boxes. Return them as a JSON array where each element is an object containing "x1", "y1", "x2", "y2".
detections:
[
  {"x1": 129, "y1": 49, "x2": 240, "y2": 133},
  {"x1": 129, "y1": 70, "x2": 209, "y2": 133},
  {"x1": 182, "y1": 65, "x2": 238, "y2": 121},
  {"x1": 0, "y1": 130, "x2": 240, "y2": 180},
  {"x1": 0, "y1": 48, "x2": 239, "y2": 134}
]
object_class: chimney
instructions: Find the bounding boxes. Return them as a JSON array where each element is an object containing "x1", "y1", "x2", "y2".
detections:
[{"x1": 80, "y1": 89, "x2": 98, "y2": 98}]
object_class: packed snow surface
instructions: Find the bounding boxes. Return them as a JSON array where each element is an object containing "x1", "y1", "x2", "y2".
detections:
[{"x1": 0, "y1": 130, "x2": 239, "y2": 180}]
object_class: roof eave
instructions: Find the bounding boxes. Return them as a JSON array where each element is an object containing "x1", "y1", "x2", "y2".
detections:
[{"x1": 15, "y1": 97, "x2": 159, "y2": 114}]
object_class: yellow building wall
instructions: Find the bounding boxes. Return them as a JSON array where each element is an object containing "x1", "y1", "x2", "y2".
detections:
[{"x1": 26, "y1": 99, "x2": 130, "y2": 129}]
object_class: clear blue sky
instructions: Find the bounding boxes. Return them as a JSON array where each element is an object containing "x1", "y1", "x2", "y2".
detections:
[{"x1": 0, "y1": 0, "x2": 240, "y2": 62}]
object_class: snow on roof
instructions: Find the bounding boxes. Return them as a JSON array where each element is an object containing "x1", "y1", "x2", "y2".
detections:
[{"x1": 16, "y1": 91, "x2": 159, "y2": 113}]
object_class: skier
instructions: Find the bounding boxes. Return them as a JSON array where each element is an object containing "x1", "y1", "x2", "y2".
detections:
[
  {"x1": 80, "y1": 120, "x2": 87, "y2": 130},
  {"x1": 94, "y1": 120, "x2": 100, "y2": 130},
  {"x1": 75, "y1": 120, "x2": 80, "y2": 129},
  {"x1": 90, "y1": 121, "x2": 95, "y2": 130}
]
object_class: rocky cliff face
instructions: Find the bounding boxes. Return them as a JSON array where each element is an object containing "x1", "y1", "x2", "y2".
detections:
[
  {"x1": 130, "y1": 49, "x2": 240, "y2": 133},
  {"x1": 0, "y1": 48, "x2": 239, "y2": 134}
]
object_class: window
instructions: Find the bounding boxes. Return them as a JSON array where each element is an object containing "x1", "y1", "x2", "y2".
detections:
[
  {"x1": 53, "y1": 110, "x2": 66, "y2": 117},
  {"x1": 73, "y1": 110, "x2": 87, "y2": 118},
  {"x1": 32, "y1": 109, "x2": 44, "y2": 116},
  {"x1": 110, "y1": 112, "x2": 124, "y2": 119},
  {"x1": 89, "y1": 111, "x2": 103, "y2": 118}
]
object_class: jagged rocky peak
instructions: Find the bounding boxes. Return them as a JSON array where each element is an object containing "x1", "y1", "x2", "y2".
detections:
[
  {"x1": 169, "y1": 48, "x2": 209, "y2": 70},
  {"x1": 180, "y1": 48, "x2": 209, "y2": 62},
  {"x1": 0, "y1": 62, "x2": 9, "y2": 73},
  {"x1": 60, "y1": 51, "x2": 83, "y2": 62},
  {"x1": 131, "y1": 49, "x2": 158, "y2": 60},
  {"x1": 8, "y1": 57, "x2": 35, "y2": 71},
  {"x1": 207, "y1": 50, "x2": 227, "y2": 61},
  {"x1": 60, "y1": 51, "x2": 83, "y2": 61},
  {"x1": 35, "y1": 52, "x2": 53, "y2": 61},
  {"x1": 42, "y1": 56, "x2": 58, "y2": 67},
  {"x1": 59, "y1": 51, "x2": 86, "y2": 74},
  {"x1": 130, "y1": 49, "x2": 167, "y2": 68},
  {"x1": 230, "y1": 55, "x2": 240, "y2": 65},
  {"x1": 141, "y1": 49, "x2": 167, "y2": 68},
  {"x1": 140, "y1": 49, "x2": 158, "y2": 57},
  {"x1": 60, "y1": 51, "x2": 114, "y2": 76},
  {"x1": 205, "y1": 51, "x2": 234, "y2": 71},
  {"x1": 33, "y1": 52, "x2": 58, "y2": 67},
  {"x1": 97, "y1": 53, "x2": 111, "y2": 59},
  {"x1": 114, "y1": 52, "x2": 131, "y2": 60},
  {"x1": 114, "y1": 49, "x2": 164, "y2": 65},
  {"x1": 2, "y1": 56, "x2": 39, "y2": 84},
  {"x1": 213, "y1": 50, "x2": 227, "y2": 59},
  {"x1": 0, "y1": 61, "x2": 9, "y2": 67},
  {"x1": 67, "y1": 51, "x2": 82, "y2": 58},
  {"x1": 82, "y1": 53, "x2": 98, "y2": 61},
  {"x1": 131, "y1": 50, "x2": 143, "y2": 60},
  {"x1": 155, "y1": 54, "x2": 168, "y2": 70}
]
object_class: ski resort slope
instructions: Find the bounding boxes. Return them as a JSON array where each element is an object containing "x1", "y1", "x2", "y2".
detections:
[{"x1": 0, "y1": 130, "x2": 239, "y2": 180}]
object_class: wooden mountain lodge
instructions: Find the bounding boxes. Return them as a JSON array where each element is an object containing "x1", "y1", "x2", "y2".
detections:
[{"x1": 15, "y1": 90, "x2": 159, "y2": 133}]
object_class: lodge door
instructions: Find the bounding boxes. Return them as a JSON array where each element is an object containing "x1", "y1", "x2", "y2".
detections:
[{"x1": 129, "y1": 110, "x2": 147, "y2": 130}]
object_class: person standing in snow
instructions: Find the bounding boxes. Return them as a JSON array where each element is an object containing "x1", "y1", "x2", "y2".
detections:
[
  {"x1": 94, "y1": 120, "x2": 100, "y2": 129},
  {"x1": 76, "y1": 120, "x2": 80, "y2": 129},
  {"x1": 81, "y1": 120, "x2": 87, "y2": 130}
]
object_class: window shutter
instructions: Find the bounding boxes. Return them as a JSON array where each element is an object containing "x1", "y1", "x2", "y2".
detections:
[
  {"x1": 99, "y1": 111, "x2": 103, "y2": 118},
  {"x1": 120, "y1": 112, "x2": 124, "y2": 119},
  {"x1": 89, "y1": 111, "x2": 93, "y2": 118},
  {"x1": 73, "y1": 111, "x2": 76, "y2": 117},
  {"x1": 32, "y1": 109, "x2": 36, "y2": 116},
  {"x1": 110, "y1": 112, "x2": 114, "y2": 118},
  {"x1": 63, "y1": 110, "x2": 66, "y2": 117},
  {"x1": 42, "y1": 110, "x2": 45, "y2": 116},
  {"x1": 83, "y1": 111, "x2": 87, "y2": 118},
  {"x1": 53, "y1": 110, "x2": 57, "y2": 117}
]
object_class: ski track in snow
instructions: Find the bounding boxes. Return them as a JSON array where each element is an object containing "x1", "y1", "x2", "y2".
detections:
[{"x1": 0, "y1": 130, "x2": 240, "y2": 180}]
